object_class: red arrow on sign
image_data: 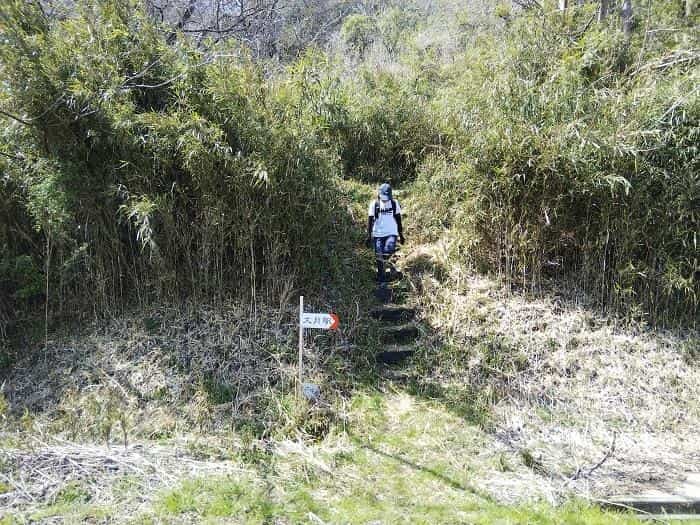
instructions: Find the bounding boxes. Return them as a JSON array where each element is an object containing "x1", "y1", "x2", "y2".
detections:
[{"x1": 329, "y1": 313, "x2": 339, "y2": 330}]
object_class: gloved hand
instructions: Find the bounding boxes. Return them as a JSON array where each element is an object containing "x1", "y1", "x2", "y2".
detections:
[
  {"x1": 365, "y1": 236, "x2": 372, "y2": 249},
  {"x1": 399, "y1": 235, "x2": 406, "y2": 245}
]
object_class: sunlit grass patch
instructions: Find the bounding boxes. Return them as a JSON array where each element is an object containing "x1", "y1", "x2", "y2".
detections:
[
  {"x1": 27, "y1": 502, "x2": 112, "y2": 524},
  {"x1": 267, "y1": 391, "x2": 492, "y2": 523},
  {"x1": 266, "y1": 389, "x2": 649, "y2": 523},
  {"x1": 156, "y1": 476, "x2": 275, "y2": 521},
  {"x1": 3, "y1": 389, "x2": 656, "y2": 524},
  {"x1": 463, "y1": 501, "x2": 645, "y2": 525}
]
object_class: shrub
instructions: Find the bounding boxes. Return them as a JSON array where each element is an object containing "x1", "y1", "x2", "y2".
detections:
[
  {"x1": 415, "y1": 8, "x2": 699, "y2": 326},
  {"x1": 341, "y1": 14, "x2": 377, "y2": 58},
  {"x1": 328, "y1": 67, "x2": 443, "y2": 184},
  {"x1": 0, "y1": 0, "x2": 350, "y2": 325}
]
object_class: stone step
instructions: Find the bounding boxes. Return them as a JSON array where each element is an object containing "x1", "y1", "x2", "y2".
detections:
[
  {"x1": 370, "y1": 306, "x2": 416, "y2": 322},
  {"x1": 388, "y1": 271, "x2": 403, "y2": 282},
  {"x1": 378, "y1": 267, "x2": 403, "y2": 282},
  {"x1": 638, "y1": 515, "x2": 700, "y2": 521},
  {"x1": 376, "y1": 346, "x2": 415, "y2": 364},
  {"x1": 374, "y1": 285, "x2": 393, "y2": 304},
  {"x1": 606, "y1": 496, "x2": 700, "y2": 515},
  {"x1": 379, "y1": 324, "x2": 419, "y2": 344},
  {"x1": 380, "y1": 368, "x2": 412, "y2": 381},
  {"x1": 605, "y1": 473, "x2": 700, "y2": 516}
]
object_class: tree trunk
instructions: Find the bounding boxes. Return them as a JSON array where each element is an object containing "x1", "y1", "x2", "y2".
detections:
[
  {"x1": 559, "y1": 0, "x2": 568, "y2": 10},
  {"x1": 621, "y1": 0, "x2": 633, "y2": 37},
  {"x1": 598, "y1": 0, "x2": 608, "y2": 21}
]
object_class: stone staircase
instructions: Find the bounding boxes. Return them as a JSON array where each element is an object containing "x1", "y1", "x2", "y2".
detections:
[
  {"x1": 371, "y1": 267, "x2": 421, "y2": 365},
  {"x1": 605, "y1": 473, "x2": 700, "y2": 521}
]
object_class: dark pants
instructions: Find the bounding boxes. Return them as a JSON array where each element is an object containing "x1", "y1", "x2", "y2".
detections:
[{"x1": 374, "y1": 235, "x2": 397, "y2": 283}]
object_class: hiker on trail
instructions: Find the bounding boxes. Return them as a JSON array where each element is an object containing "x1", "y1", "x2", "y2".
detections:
[{"x1": 366, "y1": 183, "x2": 405, "y2": 284}]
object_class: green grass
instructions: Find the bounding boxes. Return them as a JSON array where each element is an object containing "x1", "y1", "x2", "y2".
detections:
[
  {"x1": 199, "y1": 374, "x2": 236, "y2": 405},
  {"x1": 466, "y1": 503, "x2": 645, "y2": 525},
  {"x1": 268, "y1": 390, "x2": 648, "y2": 524},
  {"x1": 137, "y1": 388, "x2": 648, "y2": 524},
  {"x1": 142, "y1": 390, "x2": 648, "y2": 524},
  {"x1": 4, "y1": 389, "x2": 658, "y2": 524},
  {"x1": 26, "y1": 503, "x2": 112, "y2": 524},
  {"x1": 54, "y1": 481, "x2": 91, "y2": 505},
  {"x1": 155, "y1": 476, "x2": 275, "y2": 522}
]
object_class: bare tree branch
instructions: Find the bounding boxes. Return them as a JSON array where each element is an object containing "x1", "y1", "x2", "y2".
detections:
[
  {"x1": 512, "y1": 0, "x2": 543, "y2": 10},
  {"x1": 149, "y1": 0, "x2": 357, "y2": 58},
  {"x1": 179, "y1": 7, "x2": 265, "y2": 35},
  {"x1": 0, "y1": 109, "x2": 33, "y2": 126},
  {"x1": 121, "y1": 53, "x2": 239, "y2": 89},
  {"x1": 166, "y1": 0, "x2": 198, "y2": 44},
  {"x1": 0, "y1": 96, "x2": 65, "y2": 127}
]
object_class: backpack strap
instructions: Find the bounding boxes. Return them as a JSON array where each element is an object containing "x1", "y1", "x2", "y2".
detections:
[{"x1": 375, "y1": 199, "x2": 397, "y2": 219}]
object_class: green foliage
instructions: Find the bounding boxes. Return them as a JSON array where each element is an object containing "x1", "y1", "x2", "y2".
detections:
[
  {"x1": 377, "y1": 7, "x2": 419, "y2": 57},
  {"x1": 54, "y1": 481, "x2": 91, "y2": 505},
  {"x1": 0, "y1": 0, "x2": 350, "y2": 326},
  {"x1": 329, "y1": 68, "x2": 442, "y2": 184},
  {"x1": 412, "y1": 8, "x2": 699, "y2": 327},
  {"x1": 0, "y1": 255, "x2": 43, "y2": 301},
  {"x1": 0, "y1": 0, "x2": 696, "y2": 339},
  {"x1": 157, "y1": 476, "x2": 275, "y2": 520},
  {"x1": 199, "y1": 374, "x2": 235, "y2": 405},
  {"x1": 341, "y1": 14, "x2": 377, "y2": 58},
  {"x1": 494, "y1": 4, "x2": 511, "y2": 20}
]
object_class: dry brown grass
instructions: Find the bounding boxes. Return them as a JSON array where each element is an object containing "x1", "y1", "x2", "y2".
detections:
[
  {"x1": 408, "y1": 249, "x2": 700, "y2": 502},
  {"x1": 0, "y1": 300, "x2": 361, "y2": 520},
  {"x1": 1, "y1": 241, "x2": 697, "y2": 516},
  {"x1": 0, "y1": 439, "x2": 249, "y2": 516},
  {"x1": 0, "y1": 303, "x2": 316, "y2": 444}
]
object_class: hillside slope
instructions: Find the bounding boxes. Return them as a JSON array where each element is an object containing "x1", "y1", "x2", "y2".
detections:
[{"x1": 2, "y1": 236, "x2": 698, "y2": 522}]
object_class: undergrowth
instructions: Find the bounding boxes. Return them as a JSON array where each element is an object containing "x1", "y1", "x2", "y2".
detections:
[
  {"x1": 1, "y1": 1, "x2": 698, "y2": 522},
  {"x1": 1, "y1": 390, "x2": 652, "y2": 524}
]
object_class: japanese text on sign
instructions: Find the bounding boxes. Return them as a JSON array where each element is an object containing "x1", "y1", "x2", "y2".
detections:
[{"x1": 300, "y1": 313, "x2": 339, "y2": 330}]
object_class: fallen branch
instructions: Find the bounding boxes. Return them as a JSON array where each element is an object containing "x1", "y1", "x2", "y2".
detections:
[
  {"x1": 584, "y1": 496, "x2": 668, "y2": 523},
  {"x1": 630, "y1": 49, "x2": 700, "y2": 76},
  {"x1": 570, "y1": 432, "x2": 616, "y2": 481}
]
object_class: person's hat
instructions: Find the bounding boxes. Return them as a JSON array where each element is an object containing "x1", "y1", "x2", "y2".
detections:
[{"x1": 378, "y1": 183, "x2": 392, "y2": 201}]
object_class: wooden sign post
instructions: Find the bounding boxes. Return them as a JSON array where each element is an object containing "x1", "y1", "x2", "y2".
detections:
[
  {"x1": 298, "y1": 296, "x2": 339, "y2": 398},
  {"x1": 298, "y1": 295, "x2": 304, "y2": 397}
]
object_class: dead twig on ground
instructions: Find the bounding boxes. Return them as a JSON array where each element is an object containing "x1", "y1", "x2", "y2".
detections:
[
  {"x1": 569, "y1": 432, "x2": 616, "y2": 481},
  {"x1": 0, "y1": 442, "x2": 249, "y2": 512}
]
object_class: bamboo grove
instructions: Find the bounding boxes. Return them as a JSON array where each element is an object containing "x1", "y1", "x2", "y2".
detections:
[{"x1": 1, "y1": 0, "x2": 698, "y2": 355}]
